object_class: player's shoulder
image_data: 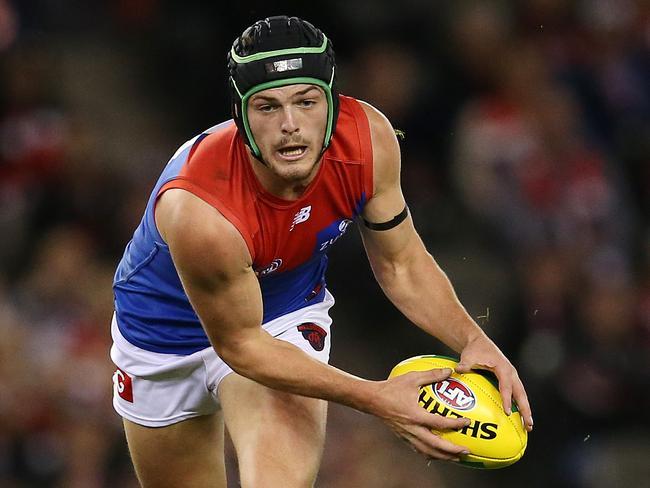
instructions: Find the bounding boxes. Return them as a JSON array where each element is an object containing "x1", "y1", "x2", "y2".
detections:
[
  {"x1": 348, "y1": 98, "x2": 401, "y2": 180},
  {"x1": 186, "y1": 120, "x2": 238, "y2": 163},
  {"x1": 343, "y1": 96, "x2": 396, "y2": 142},
  {"x1": 331, "y1": 95, "x2": 398, "y2": 168},
  {"x1": 168, "y1": 120, "x2": 235, "y2": 162},
  {"x1": 156, "y1": 189, "x2": 252, "y2": 269}
]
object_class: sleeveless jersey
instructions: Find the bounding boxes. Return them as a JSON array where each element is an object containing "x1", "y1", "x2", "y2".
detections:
[{"x1": 113, "y1": 95, "x2": 374, "y2": 354}]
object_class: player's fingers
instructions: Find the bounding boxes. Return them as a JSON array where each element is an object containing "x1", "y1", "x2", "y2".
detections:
[
  {"x1": 455, "y1": 360, "x2": 494, "y2": 374},
  {"x1": 415, "y1": 426, "x2": 470, "y2": 460},
  {"x1": 512, "y1": 380, "x2": 534, "y2": 431},
  {"x1": 454, "y1": 362, "x2": 471, "y2": 374},
  {"x1": 416, "y1": 409, "x2": 471, "y2": 431},
  {"x1": 499, "y1": 376, "x2": 513, "y2": 416},
  {"x1": 403, "y1": 430, "x2": 464, "y2": 462},
  {"x1": 488, "y1": 363, "x2": 514, "y2": 415},
  {"x1": 410, "y1": 368, "x2": 452, "y2": 386},
  {"x1": 412, "y1": 439, "x2": 461, "y2": 462}
]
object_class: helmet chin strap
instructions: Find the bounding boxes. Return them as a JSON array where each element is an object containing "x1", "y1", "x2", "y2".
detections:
[
  {"x1": 248, "y1": 149, "x2": 270, "y2": 167},
  {"x1": 234, "y1": 103, "x2": 270, "y2": 168}
]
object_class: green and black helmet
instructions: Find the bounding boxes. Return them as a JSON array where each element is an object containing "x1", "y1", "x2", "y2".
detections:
[{"x1": 227, "y1": 16, "x2": 339, "y2": 163}]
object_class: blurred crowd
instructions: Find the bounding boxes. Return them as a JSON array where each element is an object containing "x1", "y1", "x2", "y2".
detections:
[{"x1": 0, "y1": 1, "x2": 648, "y2": 487}]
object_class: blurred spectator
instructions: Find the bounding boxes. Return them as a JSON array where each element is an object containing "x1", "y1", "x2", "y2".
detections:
[
  {"x1": 0, "y1": 39, "x2": 69, "y2": 279},
  {"x1": 449, "y1": 3, "x2": 649, "y2": 486},
  {"x1": 0, "y1": 0, "x2": 17, "y2": 52},
  {"x1": 0, "y1": 225, "x2": 121, "y2": 486},
  {"x1": 455, "y1": 43, "x2": 629, "y2": 250},
  {"x1": 345, "y1": 40, "x2": 445, "y2": 217}
]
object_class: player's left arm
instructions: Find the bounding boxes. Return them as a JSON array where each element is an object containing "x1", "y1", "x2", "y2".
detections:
[{"x1": 358, "y1": 101, "x2": 533, "y2": 431}]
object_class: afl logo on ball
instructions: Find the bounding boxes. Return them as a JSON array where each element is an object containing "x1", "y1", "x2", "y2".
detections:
[{"x1": 433, "y1": 378, "x2": 476, "y2": 411}]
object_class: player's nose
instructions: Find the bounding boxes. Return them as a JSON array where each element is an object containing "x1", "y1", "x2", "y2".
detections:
[{"x1": 280, "y1": 106, "x2": 299, "y2": 134}]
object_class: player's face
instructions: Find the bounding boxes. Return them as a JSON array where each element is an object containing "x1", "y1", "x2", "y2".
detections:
[{"x1": 247, "y1": 84, "x2": 328, "y2": 183}]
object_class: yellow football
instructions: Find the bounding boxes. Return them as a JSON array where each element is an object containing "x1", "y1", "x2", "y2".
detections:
[{"x1": 389, "y1": 355, "x2": 527, "y2": 469}]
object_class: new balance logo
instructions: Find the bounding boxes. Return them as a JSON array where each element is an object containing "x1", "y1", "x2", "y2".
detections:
[{"x1": 290, "y1": 205, "x2": 312, "y2": 231}]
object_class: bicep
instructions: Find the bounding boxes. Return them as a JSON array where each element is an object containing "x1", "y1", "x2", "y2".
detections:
[
  {"x1": 176, "y1": 251, "x2": 263, "y2": 355},
  {"x1": 156, "y1": 189, "x2": 264, "y2": 355}
]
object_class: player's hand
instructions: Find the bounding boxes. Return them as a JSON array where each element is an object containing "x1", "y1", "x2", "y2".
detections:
[
  {"x1": 371, "y1": 368, "x2": 472, "y2": 462},
  {"x1": 456, "y1": 335, "x2": 534, "y2": 432}
]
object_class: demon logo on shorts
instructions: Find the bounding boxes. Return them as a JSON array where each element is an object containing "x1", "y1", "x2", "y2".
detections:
[{"x1": 297, "y1": 323, "x2": 327, "y2": 351}]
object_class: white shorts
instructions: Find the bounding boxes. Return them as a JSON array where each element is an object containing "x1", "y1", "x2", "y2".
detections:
[{"x1": 110, "y1": 291, "x2": 334, "y2": 427}]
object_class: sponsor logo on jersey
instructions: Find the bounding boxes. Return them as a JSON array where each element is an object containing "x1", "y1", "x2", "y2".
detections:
[
  {"x1": 290, "y1": 205, "x2": 312, "y2": 231},
  {"x1": 113, "y1": 368, "x2": 134, "y2": 403},
  {"x1": 297, "y1": 322, "x2": 327, "y2": 351},
  {"x1": 317, "y1": 218, "x2": 353, "y2": 252},
  {"x1": 433, "y1": 379, "x2": 476, "y2": 411},
  {"x1": 256, "y1": 258, "x2": 283, "y2": 277}
]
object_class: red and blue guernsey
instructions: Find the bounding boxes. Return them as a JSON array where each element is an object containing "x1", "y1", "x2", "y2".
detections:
[{"x1": 113, "y1": 95, "x2": 373, "y2": 354}]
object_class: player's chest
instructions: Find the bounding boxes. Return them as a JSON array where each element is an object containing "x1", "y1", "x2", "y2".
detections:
[{"x1": 250, "y1": 198, "x2": 355, "y2": 276}]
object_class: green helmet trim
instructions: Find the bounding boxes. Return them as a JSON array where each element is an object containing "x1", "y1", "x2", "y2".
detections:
[
  {"x1": 230, "y1": 35, "x2": 328, "y2": 64},
  {"x1": 233, "y1": 73, "x2": 335, "y2": 159}
]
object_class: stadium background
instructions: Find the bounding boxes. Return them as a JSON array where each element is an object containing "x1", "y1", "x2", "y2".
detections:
[{"x1": 0, "y1": 0, "x2": 648, "y2": 486}]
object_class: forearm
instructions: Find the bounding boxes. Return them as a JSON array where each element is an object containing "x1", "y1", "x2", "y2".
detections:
[
  {"x1": 372, "y1": 242, "x2": 487, "y2": 353},
  {"x1": 215, "y1": 328, "x2": 379, "y2": 414}
]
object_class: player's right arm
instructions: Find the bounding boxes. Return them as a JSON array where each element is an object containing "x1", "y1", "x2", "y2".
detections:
[{"x1": 155, "y1": 188, "x2": 470, "y2": 461}]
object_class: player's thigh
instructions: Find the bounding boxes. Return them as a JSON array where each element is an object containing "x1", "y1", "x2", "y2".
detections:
[
  {"x1": 123, "y1": 412, "x2": 226, "y2": 488},
  {"x1": 219, "y1": 372, "x2": 328, "y2": 488}
]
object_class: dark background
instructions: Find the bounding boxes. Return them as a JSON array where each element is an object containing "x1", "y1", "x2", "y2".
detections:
[{"x1": 0, "y1": 1, "x2": 648, "y2": 487}]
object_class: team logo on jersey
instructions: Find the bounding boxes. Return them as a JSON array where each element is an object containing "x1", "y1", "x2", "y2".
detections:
[
  {"x1": 256, "y1": 258, "x2": 283, "y2": 277},
  {"x1": 297, "y1": 323, "x2": 327, "y2": 351},
  {"x1": 113, "y1": 368, "x2": 134, "y2": 403},
  {"x1": 290, "y1": 205, "x2": 312, "y2": 231}
]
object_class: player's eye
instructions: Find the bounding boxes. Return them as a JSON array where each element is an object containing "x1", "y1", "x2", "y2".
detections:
[
  {"x1": 298, "y1": 99, "x2": 316, "y2": 108},
  {"x1": 257, "y1": 104, "x2": 276, "y2": 113}
]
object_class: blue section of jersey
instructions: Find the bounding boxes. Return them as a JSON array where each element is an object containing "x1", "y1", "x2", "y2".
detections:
[
  {"x1": 112, "y1": 121, "x2": 349, "y2": 355},
  {"x1": 113, "y1": 128, "x2": 210, "y2": 354},
  {"x1": 259, "y1": 255, "x2": 328, "y2": 324},
  {"x1": 314, "y1": 218, "x2": 354, "y2": 255},
  {"x1": 354, "y1": 192, "x2": 367, "y2": 217}
]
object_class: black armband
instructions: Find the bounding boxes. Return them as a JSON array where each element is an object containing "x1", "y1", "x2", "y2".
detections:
[{"x1": 362, "y1": 205, "x2": 409, "y2": 231}]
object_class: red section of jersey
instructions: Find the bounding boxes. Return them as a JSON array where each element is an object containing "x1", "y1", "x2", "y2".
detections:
[
  {"x1": 113, "y1": 368, "x2": 134, "y2": 403},
  {"x1": 159, "y1": 96, "x2": 373, "y2": 274}
]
